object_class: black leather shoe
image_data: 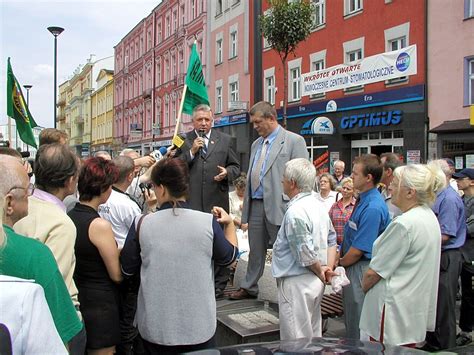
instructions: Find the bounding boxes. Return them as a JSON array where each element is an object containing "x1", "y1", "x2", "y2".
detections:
[{"x1": 228, "y1": 288, "x2": 257, "y2": 300}]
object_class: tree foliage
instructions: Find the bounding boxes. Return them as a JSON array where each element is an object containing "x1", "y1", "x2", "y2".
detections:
[
  {"x1": 260, "y1": 0, "x2": 313, "y2": 63},
  {"x1": 260, "y1": 0, "x2": 313, "y2": 127}
]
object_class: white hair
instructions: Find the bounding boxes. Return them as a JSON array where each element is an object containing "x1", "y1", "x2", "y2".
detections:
[
  {"x1": 428, "y1": 159, "x2": 451, "y2": 177},
  {"x1": 334, "y1": 160, "x2": 345, "y2": 169},
  {"x1": 394, "y1": 164, "x2": 446, "y2": 206},
  {"x1": 284, "y1": 158, "x2": 316, "y2": 193}
]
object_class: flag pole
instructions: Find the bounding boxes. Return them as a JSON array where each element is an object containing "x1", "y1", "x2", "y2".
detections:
[
  {"x1": 174, "y1": 84, "x2": 188, "y2": 138},
  {"x1": 8, "y1": 117, "x2": 12, "y2": 146}
]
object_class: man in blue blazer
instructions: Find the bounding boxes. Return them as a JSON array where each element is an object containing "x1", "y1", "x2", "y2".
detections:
[{"x1": 230, "y1": 101, "x2": 308, "y2": 300}]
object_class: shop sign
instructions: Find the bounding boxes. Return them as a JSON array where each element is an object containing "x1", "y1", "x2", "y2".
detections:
[
  {"x1": 340, "y1": 110, "x2": 403, "y2": 130},
  {"x1": 300, "y1": 116, "x2": 335, "y2": 135},
  {"x1": 407, "y1": 150, "x2": 421, "y2": 164},
  {"x1": 214, "y1": 112, "x2": 248, "y2": 127},
  {"x1": 302, "y1": 45, "x2": 417, "y2": 96},
  {"x1": 326, "y1": 100, "x2": 337, "y2": 112}
]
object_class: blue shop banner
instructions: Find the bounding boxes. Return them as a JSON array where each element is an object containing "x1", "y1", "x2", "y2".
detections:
[
  {"x1": 214, "y1": 112, "x2": 248, "y2": 127},
  {"x1": 278, "y1": 84, "x2": 424, "y2": 120}
]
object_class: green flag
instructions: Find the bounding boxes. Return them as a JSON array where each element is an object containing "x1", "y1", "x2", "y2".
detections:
[
  {"x1": 6, "y1": 57, "x2": 38, "y2": 148},
  {"x1": 182, "y1": 43, "x2": 209, "y2": 115}
]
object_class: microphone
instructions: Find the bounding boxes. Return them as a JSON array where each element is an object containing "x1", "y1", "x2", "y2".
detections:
[{"x1": 198, "y1": 129, "x2": 206, "y2": 138}]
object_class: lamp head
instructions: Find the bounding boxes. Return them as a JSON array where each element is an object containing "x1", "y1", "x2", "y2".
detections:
[
  {"x1": 47, "y1": 26, "x2": 64, "y2": 37},
  {"x1": 23, "y1": 85, "x2": 32, "y2": 90}
]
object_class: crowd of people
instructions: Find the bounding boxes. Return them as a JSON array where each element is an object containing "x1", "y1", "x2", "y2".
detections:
[{"x1": 0, "y1": 100, "x2": 472, "y2": 354}]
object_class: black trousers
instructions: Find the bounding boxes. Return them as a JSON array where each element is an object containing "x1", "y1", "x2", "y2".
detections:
[
  {"x1": 459, "y1": 263, "x2": 474, "y2": 332},
  {"x1": 116, "y1": 274, "x2": 143, "y2": 355},
  {"x1": 214, "y1": 265, "x2": 230, "y2": 292},
  {"x1": 425, "y1": 249, "x2": 462, "y2": 350}
]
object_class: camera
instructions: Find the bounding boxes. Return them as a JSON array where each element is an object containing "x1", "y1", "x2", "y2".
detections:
[{"x1": 139, "y1": 182, "x2": 153, "y2": 195}]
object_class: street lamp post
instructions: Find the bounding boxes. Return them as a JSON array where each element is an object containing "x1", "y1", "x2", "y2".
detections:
[
  {"x1": 47, "y1": 26, "x2": 64, "y2": 129},
  {"x1": 22, "y1": 85, "x2": 33, "y2": 150}
]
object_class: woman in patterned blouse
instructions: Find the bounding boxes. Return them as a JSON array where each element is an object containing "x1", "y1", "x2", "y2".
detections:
[{"x1": 328, "y1": 177, "x2": 357, "y2": 245}]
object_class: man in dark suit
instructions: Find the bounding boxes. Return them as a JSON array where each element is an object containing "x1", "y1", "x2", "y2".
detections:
[
  {"x1": 230, "y1": 101, "x2": 308, "y2": 300},
  {"x1": 177, "y1": 104, "x2": 240, "y2": 296}
]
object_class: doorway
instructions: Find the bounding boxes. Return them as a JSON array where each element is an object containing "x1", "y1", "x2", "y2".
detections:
[{"x1": 370, "y1": 145, "x2": 392, "y2": 156}]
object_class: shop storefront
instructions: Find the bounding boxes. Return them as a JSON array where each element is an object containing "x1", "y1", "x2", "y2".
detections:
[
  {"x1": 431, "y1": 119, "x2": 474, "y2": 169},
  {"x1": 281, "y1": 84, "x2": 427, "y2": 173}
]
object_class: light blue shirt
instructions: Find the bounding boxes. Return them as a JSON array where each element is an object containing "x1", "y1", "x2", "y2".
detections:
[
  {"x1": 272, "y1": 192, "x2": 336, "y2": 278},
  {"x1": 251, "y1": 126, "x2": 280, "y2": 199},
  {"x1": 432, "y1": 186, "x2": 466, "y2": 251}
]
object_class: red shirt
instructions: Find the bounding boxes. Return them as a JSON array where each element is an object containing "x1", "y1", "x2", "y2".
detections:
[{"x1": 329, "y1": 197, "x2": 356, "y2": 245}]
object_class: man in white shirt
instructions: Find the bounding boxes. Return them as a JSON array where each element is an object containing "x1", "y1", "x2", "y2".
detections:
[{"x1": 98, "y1": 155, "x2": 144, "y2": 354}]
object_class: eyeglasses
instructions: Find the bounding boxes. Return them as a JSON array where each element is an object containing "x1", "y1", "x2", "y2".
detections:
[{"x1": 8, "y1": 183, "x2": 35, "y2": 197}]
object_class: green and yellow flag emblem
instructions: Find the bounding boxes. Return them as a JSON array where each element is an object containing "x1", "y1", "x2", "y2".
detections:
[{"x1": 7, "y1": 57, "x2": 38, "y2": 148}]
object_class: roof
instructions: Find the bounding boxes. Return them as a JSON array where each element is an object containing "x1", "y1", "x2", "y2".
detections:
[{"x1": 430, "y1": 118, "x2": 474, "y2": 133}]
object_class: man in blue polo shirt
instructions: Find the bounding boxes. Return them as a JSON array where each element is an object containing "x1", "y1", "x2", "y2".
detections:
[
  {"x1": 423, "y1": 160, "x2": 466, "y2": 351},
  {"x1": 339, "y1": 154, "x2": 390, "y2": 340}
]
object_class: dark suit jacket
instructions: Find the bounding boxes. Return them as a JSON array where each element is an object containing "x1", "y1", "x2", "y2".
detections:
[{"x1": 177, "y1": 129, "x2": 240, "y2": 213}]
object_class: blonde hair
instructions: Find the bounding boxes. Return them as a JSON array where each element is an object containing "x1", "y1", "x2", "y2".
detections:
[
  {"x1": 393, "y1": 164, "x2": 446, "y2": 206},
  {"x1": 340, "y1": 177, "x2": 353, "y2": 188}
]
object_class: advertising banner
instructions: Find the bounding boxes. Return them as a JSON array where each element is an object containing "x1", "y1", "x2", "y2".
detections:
[{"x1": 302, "y1": 45, "x2": 417, "y2": 96}]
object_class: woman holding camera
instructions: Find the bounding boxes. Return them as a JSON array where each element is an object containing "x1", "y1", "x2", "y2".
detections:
[{"x1": 121, "y1": 158, "x2": 238, "y2": 354}]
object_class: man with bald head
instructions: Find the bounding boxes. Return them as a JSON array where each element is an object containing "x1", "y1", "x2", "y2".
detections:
[{"x1": 0, "y1": 155, "x2": 83, "y2": 348}]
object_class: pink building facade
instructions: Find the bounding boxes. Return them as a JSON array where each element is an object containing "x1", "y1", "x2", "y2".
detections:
[
  {"x1": 428, "y1": 0, "x2": 474, "y2": 166},
  {"x1": 207, "y1": 0, "x2": 251, "y2": 164},
  {"x1": 114, "y1": 0, "x2": 207, "y2": 153}
]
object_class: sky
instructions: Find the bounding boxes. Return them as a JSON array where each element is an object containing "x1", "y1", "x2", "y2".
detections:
[{"x1": 0, "y1": 0, "x2": 161, "y2": 129}]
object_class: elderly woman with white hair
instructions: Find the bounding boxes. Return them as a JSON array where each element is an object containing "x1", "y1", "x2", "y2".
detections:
[{"x1": 359, "y1": 164, "x2": 446, "y2": 347}]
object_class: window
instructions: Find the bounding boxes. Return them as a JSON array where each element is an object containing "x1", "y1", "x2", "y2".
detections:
[
  {"x1": 312, "y1": 0, "x2": 325, "y2": 28},
  {"x1": 230, "y1": 30, "x2": 238, "y2": 58},
  {"x1": 156, "y1": 61, "x2": 161, "y2": 86},
  {"x1": 216, "y1": 39, "x2": 223, "y2": 64},
  {"x1": 165, "y1": 58, "x2": 170, "y2": 82},
  {"x1": 290, "y1": 67, "x2": 301, "y2": 102},
  {"x1": 265, "y1": 76, "x2": 275, "y2": 105},
  {"x1": 166, "y1": 16, "x2": 171, "y2": 38},
  {"x1": 288, "y1": 58, "x2": 302, "y2": 102},
  {"x1": 181, "y1": 5, "x2": 185, "y2": 25},
  {"x1": 389, "y1": 37, "x2": 406, "y2": 51},
  {"x1": 157, "y1": 22, "x2": 162, "y2": 44},
  {"x1": 346, "y1": 0, "x2": 363, "y2": 14},
  {"x1": 466, "y1": 58, "x2": 474, "y2": 106},
  {"x1": 179, "y1": 50, "x2": 184, "y2": 74},
  {"x1": 191, "y1": 0, "x2": 195, "y2": 20},
  {"x1": 229, "y1": 81, "x2": 239, "y2": 103},
  {"x1": 385, "y1": 23, "x2": 410, "y2": 85},
  {"x1": 465, "y1": 0, "x2": 474, "y2": 18},
  {"x1": 311, "y1": 59, "x2": 325, "y2": 98},
  {"x1": 171, "y1": 54, "x2": 176, "y2": 79},
  {"x1": 217, "y1": 0, "x2": 223, "y2": 15},
  {"x1": 173, "y1": 10, "x2": 178, "y2": 32},
  {"x1": 216, "y1": 85, "x2": 223, "y2": 113},
  {"x1": 347, "y1": 49, "x2": 362, "y2": 62}
]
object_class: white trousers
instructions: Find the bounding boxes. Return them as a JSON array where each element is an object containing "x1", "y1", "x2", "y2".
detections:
[{"x1": 277, "y1": 273, "x2": 325, "y2": 340}]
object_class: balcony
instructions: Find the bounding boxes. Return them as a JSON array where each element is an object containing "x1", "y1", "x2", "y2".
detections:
[
  {"x1": 57, "y1": 98, "x2": 66, "y2": 107},
  {"x1": 177, "y1": 73, "x2": 186, "y2": 86},
  {"x1": 143, "y1": 88, "x2": 152, "y2": 99},
  {"x1": 174, "y1": 26, "x2": 186, "y2": 40}
]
